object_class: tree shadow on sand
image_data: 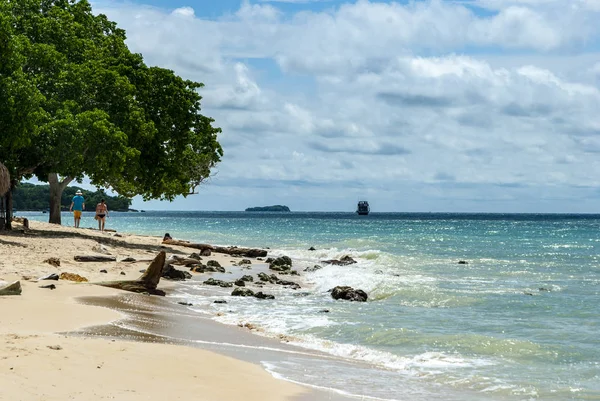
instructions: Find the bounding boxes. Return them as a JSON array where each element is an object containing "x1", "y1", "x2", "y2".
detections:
[{"x1": 0, "y1": 226, "x2": 187, "y2": 256}]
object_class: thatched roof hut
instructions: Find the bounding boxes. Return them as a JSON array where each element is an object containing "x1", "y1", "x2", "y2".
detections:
[{"x1": 0, "y1": 162, "x2": 9, "y2": 197}]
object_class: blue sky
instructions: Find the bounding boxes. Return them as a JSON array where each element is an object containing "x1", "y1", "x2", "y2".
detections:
[{"x1": 79, "y1": 0, "x2": 600, "y2": 212}]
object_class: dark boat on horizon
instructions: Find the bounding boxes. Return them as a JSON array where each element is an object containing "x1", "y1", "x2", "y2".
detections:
[{"x1": 356, "y1": 201, "x2": 370, "y2": 215}]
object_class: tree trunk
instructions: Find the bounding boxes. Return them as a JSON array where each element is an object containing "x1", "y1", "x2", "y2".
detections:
[
  {"x1": 5, "y1": 182, "x2": 15, "y2": 230},
  {"x1": 96, "y1": 251, "x2": 166, "y2": 296},
  {"x1": 48, "y1": 173, "x2": 73, "y2": 225}
]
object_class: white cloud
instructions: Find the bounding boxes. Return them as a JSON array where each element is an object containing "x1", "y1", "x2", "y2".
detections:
[
  {"x1": 90, "y1": 0, "x2": 600, "y2": 212},
  {"x1": 172, "y1": 6, "x2": 195, "y2": 18}
]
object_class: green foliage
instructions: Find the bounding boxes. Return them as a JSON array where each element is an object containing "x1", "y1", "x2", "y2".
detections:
[
  {"x1": 13, "y1": 182, "x2": 131, "y2": 211},
  {"x1": 0, "y1": 0, "x2": 222, "y2": 200}
]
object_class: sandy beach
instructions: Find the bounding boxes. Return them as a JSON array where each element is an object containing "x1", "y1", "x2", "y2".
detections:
[{"x1": 0, "y1": 220, "x2": 342, "y2": 401}]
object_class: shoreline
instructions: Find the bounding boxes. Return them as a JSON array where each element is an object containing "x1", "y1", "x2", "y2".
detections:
[{"x1": 0, "y1": 220, "x2": 351, "y2": 401}]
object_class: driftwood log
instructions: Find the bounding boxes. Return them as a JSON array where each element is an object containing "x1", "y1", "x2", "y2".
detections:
[
  {"x1": 95, "y1": 251, "x2": 166, "y2": 296},
  {"x1": 74, "y1": 255, "x2": 117, "y2": 262},
  {"x1": 0, "y1": 281, "x2": 22, "y2": 296},
  {"x1": 162, "y1": 239, "x2": 267, "y2": 258}
]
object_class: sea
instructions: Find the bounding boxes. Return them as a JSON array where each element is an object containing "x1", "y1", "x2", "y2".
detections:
[{"x1": 22, "y1": 211, "x2": 600, "y2": 400}]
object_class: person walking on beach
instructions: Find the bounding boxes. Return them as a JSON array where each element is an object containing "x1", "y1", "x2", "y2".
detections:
[
  {"x1": 69, "y1": 190, "x2": 85, "y2": 228},
  {"x1": 95, "y1": 199, "x2": 109, "y2": 232}
]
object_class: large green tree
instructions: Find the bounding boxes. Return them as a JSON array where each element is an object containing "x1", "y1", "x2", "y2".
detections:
[
  {"x1": 0, "y1": 0, "x2": 223, "y2": 225},
  {"x1": 0, "y1": 8, "x2": 46, "y2": 228}
]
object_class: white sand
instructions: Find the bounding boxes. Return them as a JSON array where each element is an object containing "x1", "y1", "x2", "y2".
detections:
[{"x1": 0, "y1": 220, "x2": 308, "y2": 401}]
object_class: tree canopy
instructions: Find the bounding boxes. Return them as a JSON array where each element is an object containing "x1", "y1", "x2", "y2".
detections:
[{"x1": 0, "y1": 0, "x2": 223, "y2": 225}]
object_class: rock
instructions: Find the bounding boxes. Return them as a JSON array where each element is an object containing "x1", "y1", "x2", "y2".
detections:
[
  {"x1": 44, "y1": 257, "x2": 60, "y2": 267},
  {"x1": 330, "y1": 286, "x2": 368, "y2": 302},
  {"x1": 304, "y1": 265, "x2": 322, "y2": 272},
  {"x1": 269, "y1": 256, "x2": 292, "y2": 269},
  {"x1": 120, "y1": 272, "x2": 126, "y2": 276},
  {"x1": 203, "y1": 278, "x2": 233, "y2": 288},
  {"x1": 278, "y1": 279, "x2": 301, "y2": 290},
  {"x1": 178, "y1": 302, "x2": 193, "y2": 306},
  {"x1": 308, "y1": 246, "x2": 316, "y2": 251},
  {"x1": 239, "y1": 259, "x2": 252, "y2": 265},
  {"x1": 232, "y1": 288, "x2": 255, "y2": 297},
  {"x1": 240, "y1": 275, "x2": 254, "y2": 282},
  {"x1": 319, "y1": 309, "x2": 330, "y2": 313},
  {"x1": 162, "y1": 266, "x2": 192, "y2": 281},
  {"x1": 39, "y1": 273, "x2": 59, "y2": 281},
  {"x1": 254, "y1": 292, "x2": 275, "y2": 300},
  {"x1": 258, "y1": 272, "x2": 272, "y2": 282},
  {"x1": 121, "y1": 257, "x2": 136, "y2": 262},
  {"x1": 114, "y1": 233, "x2": 123, "y2": 238},
  {"x1": 200, "y1": 249, "x2": 212, "y2": 256},
  {"x1": 234, "y1": 279, "x2": 246, "y2": 287},
  {"x1": 39, "y1": 284, "x2": 56, "y2": 290},
  {"x1": 206, "y1": 260, "x2": 222, "y2": 268},
  {"x1": 59, "y1": 272, "x2": 88, "y2": 282},
  {"x1": 189, "y1": 253, "x2": 203, "y2": 260},
  {"x1": 0, "y1": 281, "x2": 22, "y2": 296},
  {"x1": 213, "y1": 300, "x2": 227, "y2": 304},
  {"x1": 458, "y1": 260, "x2": 468, "y2": 264},
  {"x1": 100, "y1": 269, "x2": 108, "y2": 273},
  {"x1": 269, "y1": 264, "x2": 291, "y2": 272},
  {"x1": 322, "y1": 256, "x2": 357, "y2": 266}
]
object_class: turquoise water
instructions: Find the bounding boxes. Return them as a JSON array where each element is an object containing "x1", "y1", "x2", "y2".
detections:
[{"x1": 24, "y1": 212, "x2": 600, "y2": 400}]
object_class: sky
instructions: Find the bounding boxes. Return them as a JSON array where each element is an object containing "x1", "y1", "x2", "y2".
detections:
[{"x1": 78, "y1": 0, "x2": 600, "y2": 212}]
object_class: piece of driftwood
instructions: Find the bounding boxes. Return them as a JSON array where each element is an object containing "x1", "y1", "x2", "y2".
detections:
[
  {"x1": 74, "y1": 255, "x2": 117, "y2": 262},
  {"x1": 162, "y1": 239, "x2": 214, "y2": 251},
  {"x1": 95, "y1": 251, "x2": 166, "y2": 296},
  {"x1": 0, "y1": 281, "x2": 22, "y2": 296},
  {"x1": 162, "y1": 239, "x2": 267, "y2": 257}
]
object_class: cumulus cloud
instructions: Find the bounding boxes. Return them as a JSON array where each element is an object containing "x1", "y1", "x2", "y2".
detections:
[{"x1": 90, "y1": 0, "x2": 600, "y2": 212}]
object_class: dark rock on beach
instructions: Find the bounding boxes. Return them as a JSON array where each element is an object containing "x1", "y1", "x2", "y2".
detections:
[
  {"x1": 458, "y1": 260, "x2": 468, "y2": 264},
  {"x1": 322, "y1": 256, "x2": 357, "y2": 266},
  {"x1": 304, "y1": 265, "x2": 322, "y2": 272},
  {"x1": 254, "y1": 291, "x2": 275, "y2": 300},
  {"x1": 100, "y1": 269, "x2": 108, "y2": 273},
  {"x1": 162, "y1": 266, "x2": 192, "y2": 281},
  {"x1": 331, "y1": 286, "x2": 368, "y2": 302},
  {"x1": 204, "y1": 278, "x2": 233, "y2": 288},
  {"x1": 39, "y1": 273, "x2": 59, "y2": 281},
  {"x1": 234, "y1": 279, "x2": 246, "y2": 287},
  {"x1": 178, "y1": 302, "x2": 193, "y2": 306},
  {"x1": 268, "y1": 256, "x2": 292, "y2": 272},
  {"x1": 232, "y1": 288, "x2": 255, "y2": 297},
  {"x1": 213, "y1": 300, "x2": 227, "y2": 304},
  {"x1": 121, "y1": 257, "x2": 136, "y2": 262}
]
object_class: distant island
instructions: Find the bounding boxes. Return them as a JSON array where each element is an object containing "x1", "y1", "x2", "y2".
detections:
[{"x1": 245, "y1": 205, "x2": 290, "y2": 212}]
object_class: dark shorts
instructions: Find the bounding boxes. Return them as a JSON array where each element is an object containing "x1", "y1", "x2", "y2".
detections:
[{"x1": 97, "y1": 214, "x2": 106, "y2": 219}]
